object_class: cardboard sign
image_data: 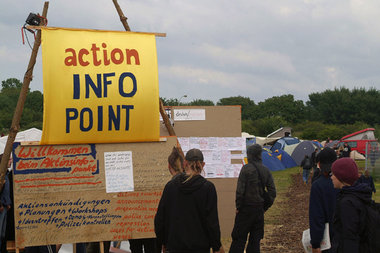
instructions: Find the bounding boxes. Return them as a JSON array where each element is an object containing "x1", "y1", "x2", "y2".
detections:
[
  {"x1": 40, "y1": 27, "x2": 160, "y2": 144},
  {"x1": 12, "y1": 137, "x2": 177, "y2": 247}
]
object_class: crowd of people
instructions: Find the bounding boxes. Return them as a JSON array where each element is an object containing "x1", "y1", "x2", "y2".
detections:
[
  {"x1": 0, "y1": 140, "x2": 378, "y2": 253},
  {"x1": 308, "y1": 144, "x2": 377, "y2": 253}
]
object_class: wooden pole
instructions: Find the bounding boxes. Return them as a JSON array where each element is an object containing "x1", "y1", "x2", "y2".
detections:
[
  {"x1": 0, "y1": 2, "x2": 49, "y2": 187},
  {"x1": 112, "y1": 0, "x2": 131, "y2": 31},
  {"x1": 111, "y1": 0, "x2": 184, "y2": 158}
]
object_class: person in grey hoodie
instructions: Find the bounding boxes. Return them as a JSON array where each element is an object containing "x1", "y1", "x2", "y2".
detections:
[{"x1": 229, "y1": 144, "x2": 276, "y2": 253}]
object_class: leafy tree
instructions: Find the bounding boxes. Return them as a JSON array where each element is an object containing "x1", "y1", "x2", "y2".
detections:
[
  {"x1": 161, "y1": 97, "x2": 215, "y2": 106},
  {"x1": 1, "y1": 78, "x2": 23, "y2": 90},
  {"x1": 251, "y1": 116, "x2": 288, "y2": 136},
  {"x1": 0, "y1": 78, "x2": 43, "y2": 131},
  {"x1": 187, "y1": 99, "x2": 215, "y2": 106},
  {"x1": 217, "y1": 96, "x2": 255, "y2": 120},
  {"x1": 161, "y1": 97, "x2": 180, "y2": 106},
  {"x1": 241, "y1": 120, "x2": 257, "y2": 135},
  {"x1": 307, "y1": 87, "x2": 380, "y2": 125},
  {"x1": 255, "y1": 94, "x2": 306, "y2": 123}
]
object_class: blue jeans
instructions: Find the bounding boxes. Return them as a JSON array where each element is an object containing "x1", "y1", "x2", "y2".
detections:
[{"x1": 303, "y1": 169, "x2": 311, "y2": 184}]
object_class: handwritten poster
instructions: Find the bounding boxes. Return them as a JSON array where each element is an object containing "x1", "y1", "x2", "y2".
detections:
[
  {"x1": 12, "y1": 137, "x2": 177, "y2": 247},
  {"x1": 179, "y1": 137, "x2": 245, "y2": 178},
  {"x1": 104, "y1": 151, "x2": 134, "y2": 193}
]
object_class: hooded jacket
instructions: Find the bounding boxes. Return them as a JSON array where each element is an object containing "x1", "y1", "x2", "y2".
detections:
[
  {"x1": 235, "y1": 144, "x2": 276, "y2": 210},
  {"x1": 309, "y1": 175, "x2": 338, "y2": 249},
  {"x1": 154, "y1": 173, "x2": 222, "y2": 253},
  {"x1": 333, "y1": 181, "x2": 373, "y2": 253}
]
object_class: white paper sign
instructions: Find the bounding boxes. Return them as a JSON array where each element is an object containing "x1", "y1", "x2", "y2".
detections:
[
  {"x1": 302, "y1": 223, "x2": 331, "y2": 253},
  {"x1": 104, "y1": 151, "x2": 134, "y2": 193},
  {"x1": 178, "y1": 137, "x2": 190, "y2": 151},
  {"x1": 174, "y1": 109, "x2": 206, "y2": 121}
]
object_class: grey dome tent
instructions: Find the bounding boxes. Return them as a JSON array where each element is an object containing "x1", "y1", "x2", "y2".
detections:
[{"x1": 291, "y1": 140, "x2": 319, "y2": 166}]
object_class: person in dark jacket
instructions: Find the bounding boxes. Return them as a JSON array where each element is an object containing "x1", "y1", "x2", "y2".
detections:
[
  {"x1": 229, "y1": 144, "x2": 276, "y2": 253},
  {"x1": 331, "y1": 158, "x2": 372, "y2": 253},
  {"x1": 154, "y1": 148, "x2": 224, "y2": 253},
  {"x1": 341, "y1": 143, "x2": 351, "y2": 158},
  {"x1": 357, "y1": 169, "x2": 376, "y2": 196},
  {"x1": 301, "y1": 155, "x2": 312, "y2": 184},
  {"x1": 309, "y1": 147, "x2": 338, "y2": 253}
]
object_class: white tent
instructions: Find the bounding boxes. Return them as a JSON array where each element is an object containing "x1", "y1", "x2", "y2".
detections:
[
  {"x1": 0, "y1": 128, "x2": 42, "y2": 154},
  {"x1": 350, "y1": 150, "x2": 365, "y2": 160}
]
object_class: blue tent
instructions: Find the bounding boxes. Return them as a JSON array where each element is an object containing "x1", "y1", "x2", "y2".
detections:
[
  {"x1": 262, "y1": 149, "x2": 286, "y2": 171},
  {"x1": 271, "y1": 149, "x2": 297, "y2": 168},
  {"x1": 311, "y1": 140, "x2": 323, "y2": 149},
  {"x1": 270, "y1": 137, "x2": 300, "y2": 152}
]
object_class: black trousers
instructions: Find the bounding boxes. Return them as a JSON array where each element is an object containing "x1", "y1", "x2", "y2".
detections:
[
  {"x1": 229, "y1": 206, "x2": 264, "y2": 253},
  {"x1": 24, "y1": 245, "x2": 57, "y2": 253},
  {"x1": 129, "y1": 238, "x2": 157, "y2": 253}
]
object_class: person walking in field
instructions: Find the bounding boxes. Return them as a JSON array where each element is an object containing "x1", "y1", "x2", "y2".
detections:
[
  {"x1": 229, "y1": 144, "x2": 276, "y2": 253},
  {"x1": 308, "y1": 147, "x2": 338, "y2": 253},
  {"x1": 357, "y1": 169, "x2": 376, "y2": 197},
  {"x1": 331, "y1": 158, "x2": 372, "y2": 253},
  {"x1": 155, "y1": 148, "x2": 224, "y2": 253},
  {"x1": 301, "y1": 155, "x2": 312, "y2": 185}
]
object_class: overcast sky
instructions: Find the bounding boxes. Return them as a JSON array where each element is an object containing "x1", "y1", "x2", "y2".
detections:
[{"x1": 1, "y1": 0, "x2": 380, "y2": 104}]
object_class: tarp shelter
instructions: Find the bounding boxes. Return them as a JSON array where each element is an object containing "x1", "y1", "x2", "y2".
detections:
[
  {"x1": 291, "y1": 140, "x2": 319, "y2": 166},
  {"x1": 0, "y1": 128, "x2": 42, "y2": 154},
  {"x1": 262, "y1": 148, "x2": 286, "y2": 171},
  {"x1": 272, "y1": 149, "x2": 298, "y2": 168},
  {"x1": 270, "y1": 136, "x2": 300, "y2": 155},
  {"x1": 242, "y1": 132, "x2": 279, "y2": 147}
]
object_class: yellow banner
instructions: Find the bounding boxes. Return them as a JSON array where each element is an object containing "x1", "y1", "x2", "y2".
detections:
[{"x1": 40, "y1": 28, "x2": 160, "y2": 144}]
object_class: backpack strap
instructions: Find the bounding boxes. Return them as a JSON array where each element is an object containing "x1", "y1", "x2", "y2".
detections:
[{"x1": 251, "y1": 162, "x2": 265, "y2": 194}]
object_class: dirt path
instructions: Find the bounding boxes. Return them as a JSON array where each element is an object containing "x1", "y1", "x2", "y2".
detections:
[{"x1": 261, "y1": 173, "x2": 311, "y2": 252}]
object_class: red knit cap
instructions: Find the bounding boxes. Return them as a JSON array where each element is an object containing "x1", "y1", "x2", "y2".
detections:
[{"x1": 331, "y1": 158, "x2": 359, "y2": 185}]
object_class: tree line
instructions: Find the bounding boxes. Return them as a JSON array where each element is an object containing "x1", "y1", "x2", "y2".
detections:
[
  {"x1": 162, "y1": 87, "x2": 380, "y2": 141},
  {"x1": 1, "y1": 78, "x2": 379, "y2": 141}
]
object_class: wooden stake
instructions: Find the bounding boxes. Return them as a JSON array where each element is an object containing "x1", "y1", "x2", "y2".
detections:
[
  {"x1": 111, "y1": 0, "x2": 184, "y2": 159},
  {"x1": 0, "y1": 2, "x2": 49, "y2": 188}
]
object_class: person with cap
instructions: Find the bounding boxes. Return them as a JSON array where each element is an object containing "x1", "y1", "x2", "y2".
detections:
[
  {"x1": 331, "y1": 157, "x2": 372, "y2": 253},
  {"x1": 229, "y1": 144, "x2": 276, "y2": 253},
  {"x1": 308, "y1": 147, "x2": 338, "y2": 253},
  {"x1": 154, "y1": 148, "x2": 224, "y2": 253}
]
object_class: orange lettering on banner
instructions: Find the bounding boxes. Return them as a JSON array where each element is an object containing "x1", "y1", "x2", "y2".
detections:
[{"x1": 64, "y1": 43, "x2": 140, "y2": 67}]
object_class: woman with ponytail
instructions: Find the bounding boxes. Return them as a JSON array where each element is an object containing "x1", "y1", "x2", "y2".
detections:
[
  {"x1": 167, "y1": 146, "x2": 184, "y2": 177},
  {"x1": 155, "y1": 148, "x2": 224, "y2": 253}
]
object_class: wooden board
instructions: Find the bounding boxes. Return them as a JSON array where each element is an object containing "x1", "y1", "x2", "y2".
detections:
[
  {"x1": 12, "y1": 137, "x2": 177, "y2": 247},
  {"x1": 161, "y1": 106, "x2": 242, "y2": 237},
  {"x1": 160, "y1": 106, "x2": 241, "y2": 137}
]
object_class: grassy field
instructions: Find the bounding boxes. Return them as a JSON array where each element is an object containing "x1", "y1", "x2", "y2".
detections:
[{"x1": 264, "y1": 166, "x2": 299, "y2": 224}]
